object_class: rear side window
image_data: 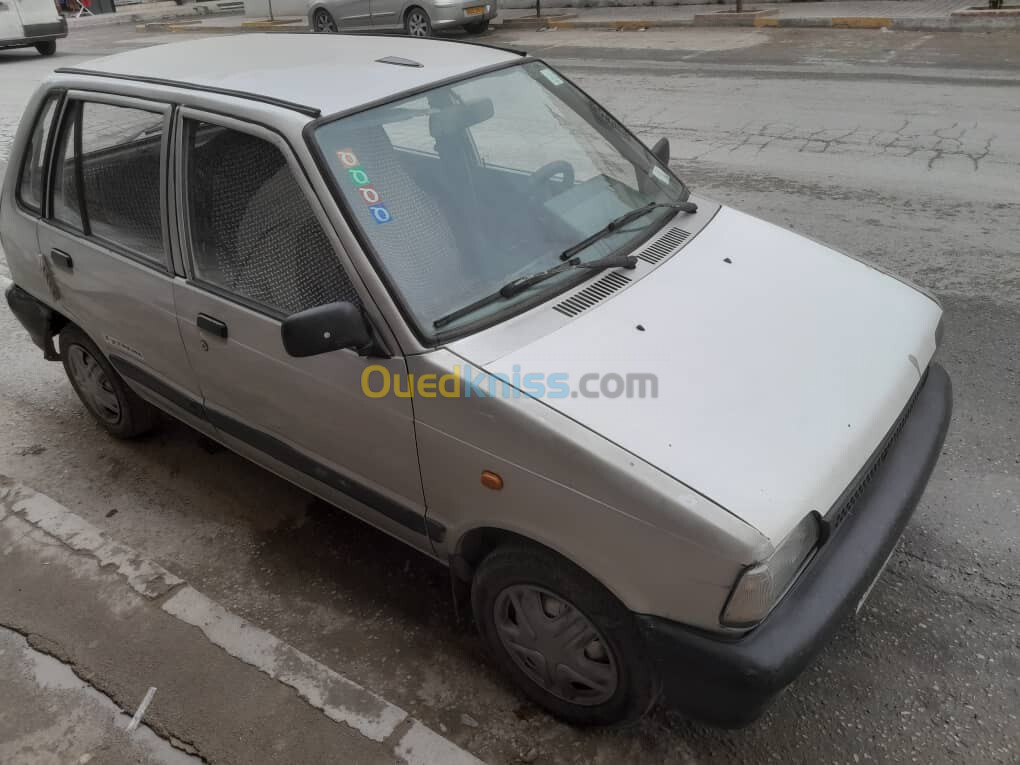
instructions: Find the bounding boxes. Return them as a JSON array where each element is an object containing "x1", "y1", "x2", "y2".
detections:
[
  {"x1": 18, "y1": 94, "x2": 60, "y2": 213},
  {"x1": 50, "y1": 100, "x2": 166, "y2": 264},
  {"x1": 183, "y1": 121, "x2": 361, "y2": 318}
]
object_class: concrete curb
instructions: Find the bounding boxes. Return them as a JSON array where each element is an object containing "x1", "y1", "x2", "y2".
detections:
[
  {"x1": 139, "y1": 13, "x2": 1020, "y2": 33},
  {"x1": 68, "y1": 6, "x2": 241, "y2": 28},
  {"x1": 0, "y1": 477, "x2": 483, "y2": 765}
]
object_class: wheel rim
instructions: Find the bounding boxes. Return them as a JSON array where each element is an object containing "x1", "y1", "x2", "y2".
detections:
[
  {"x1": 315, "y1": 10, "x2": 337, "y2": 32},
  {"x1": 493, "y1": 585, "x2": 618, "y2": 706},
  {"x1": 67, "y1": 345, "x2": 122, "y2": 425},
  {"x1": 407, "y1": 11, "x2": 428, "y2": 36}
]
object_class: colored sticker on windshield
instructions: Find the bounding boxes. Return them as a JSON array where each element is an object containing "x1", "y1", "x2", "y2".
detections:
[
  {"x1": 337, "y1": 148, "x2": 393, "y2": 224},
  {"x1": 651, "y1": 166, "x2": 671, "y2": 185},
  {"x1": 539, "y1": 68, "x2": 564, "y2": 86}
]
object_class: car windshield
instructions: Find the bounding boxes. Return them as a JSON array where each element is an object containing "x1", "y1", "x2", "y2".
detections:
[{"x1": 313, "y1": 60, "x2": 689, "y2": 341}]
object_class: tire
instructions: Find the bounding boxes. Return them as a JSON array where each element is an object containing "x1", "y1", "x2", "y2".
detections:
[
  {"x1": 59, "y1": 325, "x2": 157, "y2": 439},
  {"x1": 471, "y1": 542, "x2": 658, "y2": 726},
  {"x1": 35, "y1": 41, "x2": 56, "y2": 56},
  {"x1": 464, "y1": 19, "x2": 489, "y2": 34},
  {"x1": 404, "y1": 6, "x2": 431, "y2": 37},
  {"x1": 312, "y1": 8, "x2": 338, "y2": 33}
]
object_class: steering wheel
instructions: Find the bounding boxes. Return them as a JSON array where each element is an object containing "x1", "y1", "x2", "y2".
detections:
[{"x1": 528, "y1": 160, "x2": 575, "y2": 201}]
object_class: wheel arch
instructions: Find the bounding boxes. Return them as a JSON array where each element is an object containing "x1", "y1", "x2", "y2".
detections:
[{"x1": 449, "y1": 524, "x2": 633, "y2": 614}]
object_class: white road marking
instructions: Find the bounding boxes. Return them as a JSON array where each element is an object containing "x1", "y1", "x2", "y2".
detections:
[
  {"x1": 395, "y1": 720, "x2": 485, "y2": 765},
  {"x1": 162, "y1": 585, "x2": 409, "y2": 744},
  {"x1": 126, "y1": 686, "x2": 158, "y2": 732},
  {"x1": 0, "y1": 477, "x2": 483, "y2": 764}
]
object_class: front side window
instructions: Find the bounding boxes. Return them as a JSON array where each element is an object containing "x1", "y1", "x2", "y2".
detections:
[
  {"x1": 184, "y1": 121, "x2": 361, "y2": 318},
  {"x1": 18, "y1": 93, "x2": 60, "y2": 213},
  {"x1": 314, "y1": 61, "x2": 688, "y2": 340},
  {"x1": 50, "y1": 100, "x2": 166, "y2": 263}
]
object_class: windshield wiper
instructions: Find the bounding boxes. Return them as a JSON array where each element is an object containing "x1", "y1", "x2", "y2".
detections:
[
  {"x1": 433, "y1": 254, "x2": 638, "y2": 330},
  {"x1": 560, "y1": 201, "x2": 697, "y2": 261}
]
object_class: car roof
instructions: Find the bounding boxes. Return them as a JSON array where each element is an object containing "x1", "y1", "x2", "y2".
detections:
[{"x1": 66, "y1": 34, "x2": 522, "y2": 118}]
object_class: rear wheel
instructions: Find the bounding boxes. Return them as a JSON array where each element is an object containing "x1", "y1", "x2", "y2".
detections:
[
  {"x1": 313, "y1": 8, "x2": 338, "y2": 33},
  {"x1": 59, "y1": 325, "x2": 157, "y2": 439},
  {"x1": 471, "y1": 542, "x2": 658, "y2": 725},
  {"x1": 35, "y1": 41, "x2": 56, "y2": 56},
  {"x1": 404, "y1": 7, "x2": 431, "y2": 37},
  {"x1": 464, "y1": 19, "x2": 489, "y2": 34}
]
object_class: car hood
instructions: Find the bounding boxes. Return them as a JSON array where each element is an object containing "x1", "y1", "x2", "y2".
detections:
[{"x1": 465, "y1": 206, "x2": 942, "y2": 542}]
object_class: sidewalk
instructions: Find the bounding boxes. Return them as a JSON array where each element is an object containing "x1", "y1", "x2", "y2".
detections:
[
  {"x1": 498, "y1": 0, "x2": 1020, "y2": 31},
  {"x1": 0, "y1": 477, "x2": 481, "y2": 765}
]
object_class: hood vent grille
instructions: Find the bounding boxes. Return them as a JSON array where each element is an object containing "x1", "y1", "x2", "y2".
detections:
[
  {"x1": 636, "y1": 227, "x2": 691, "y2": 265},
  {"x1": 552, "y1": 271, "x2": 632, "y2": 318}
]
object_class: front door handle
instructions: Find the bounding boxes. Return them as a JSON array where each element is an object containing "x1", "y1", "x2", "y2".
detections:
[
  {"x1": 50, "y1": 249, "x2": 73, "y2": 271},
  {"x1": 197, "y1": 313, "x2": 228, "y2": 339}
]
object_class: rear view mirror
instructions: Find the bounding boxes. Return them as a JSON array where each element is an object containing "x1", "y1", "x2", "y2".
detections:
[
  {"x1": 281, "y1": 302, "x2": 372, "y2": 358},
  {"x1": 651, "y1": 137, "x2": 670, "y2": 166},
  {"x1": 429, "y1": 98, "x2": 495, "y2": 138}
]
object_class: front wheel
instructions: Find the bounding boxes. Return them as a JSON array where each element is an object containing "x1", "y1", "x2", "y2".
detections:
[
  {"x1": 464, "y1": 19, "x2": 489, "y2": 34},
  {"x1": 312, "y1": 8, "x2": 338, "y2": 33},
  {"x1": 404, "y1": 7, "x2": 431, "y2": 37},
  {"x1": 35, "y1": 40, "x2": 56, "y2": 56},
  {"x1": 471, "y1": 542, "x2": 658, "y2": 725}
]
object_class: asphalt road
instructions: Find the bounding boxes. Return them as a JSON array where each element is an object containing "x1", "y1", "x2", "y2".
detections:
[{"x1": 1, "y1": 23, "x2": 1018, "y2": 764}]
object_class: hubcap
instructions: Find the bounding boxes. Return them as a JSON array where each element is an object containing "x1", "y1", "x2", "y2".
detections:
[
  {"x1": 67, "y1": 345, "x2": 121, "y2": 425},
  {"x1": 407, "y1": 12, "x2": 428, "y2": 36},
  {"x1": 315, "y1": 11, "x2": 336, "y2": 32},
  {"x1": 493, "y1": 585, "x2": 618, "y2": 706}
]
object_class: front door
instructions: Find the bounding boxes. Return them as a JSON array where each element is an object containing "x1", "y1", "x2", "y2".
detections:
[
  {"x1": 336, "y1": 0, "x2": 372, "y2": 29},
  {"x1": 36, "y1": 92, "x2": 204, "y2": 423},
  {"x1": 171, "y1": 110, "x2": 431, "y2": 552},
  {"x1": 370, "y1": 0, "x2": 401, "y2": 29}
]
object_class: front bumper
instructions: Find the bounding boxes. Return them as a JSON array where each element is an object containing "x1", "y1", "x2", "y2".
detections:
[
  {"x1": 638, "y1": 363, "x2": 953, "y2": 727},
  {"x1": 431, "y1": 1, "x2": 497, "y2": 28}
]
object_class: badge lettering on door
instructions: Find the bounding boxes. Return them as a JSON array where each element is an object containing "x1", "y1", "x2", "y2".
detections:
[
  {"x1": 337, "y1": 148, "x2": 392, "y2": 224},
  {"x1": 104, "y1": 335, "x2": 144, "y2": 361}
]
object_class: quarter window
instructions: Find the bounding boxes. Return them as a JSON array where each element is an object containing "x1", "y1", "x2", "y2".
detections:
[
  {"x1": 184, "y1": 121, "x2": 361, "y2": 317},
  {"x1": 50, "y1": 100, "x2": 166, "y2": 264},
  {"x1": 18, "y1": 93, "x2": 60, "y2": 213}
]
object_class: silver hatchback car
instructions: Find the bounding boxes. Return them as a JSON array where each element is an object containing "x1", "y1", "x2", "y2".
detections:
[
  {"x1": 309, "y1": 0, "x2": 496, "y2": 36},
  {"x1": 2, "y1": 35, "x2": 951, "y2": 727}
]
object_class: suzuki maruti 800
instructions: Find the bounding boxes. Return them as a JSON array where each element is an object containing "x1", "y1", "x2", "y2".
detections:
[{"x1": 1, "y1": 35, "x2": 952, "y2": 726}]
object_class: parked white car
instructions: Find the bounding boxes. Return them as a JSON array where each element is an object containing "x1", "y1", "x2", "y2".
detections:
[
  {"x1": 1, "y1": 34, "x2": 952, "y2": 726},
  {"x1": 0, "y1": 0, "x2": 67, "y2": 56}
]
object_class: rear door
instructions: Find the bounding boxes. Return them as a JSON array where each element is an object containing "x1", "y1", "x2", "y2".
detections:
[
  {"x1": 36, "y1": 91, "x2": 205, "y2": 424},
  {"x1": 0, "y1": 0, "x2": 24, "y2": 42},
  {"x1": 170, "y1": 109, "x2": 432, "y2": 553},
  {"x1": 14, "y1": 0, "x2": 60, "y2": 27}
]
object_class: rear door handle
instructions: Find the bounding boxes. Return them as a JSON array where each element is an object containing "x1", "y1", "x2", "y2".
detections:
[
  {"x1": 197, "y1": 313, "x2": 228, "y2": 339},
  {"x1": 50, "y1": 249, "x2": 73, "y2": 271}
]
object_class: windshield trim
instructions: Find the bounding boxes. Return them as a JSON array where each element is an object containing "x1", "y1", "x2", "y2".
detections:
[{"x1": 302, "y1": 57, "x2": 689, "y2": 348}]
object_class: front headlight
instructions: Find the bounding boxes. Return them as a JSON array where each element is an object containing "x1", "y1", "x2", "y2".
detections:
[{"x1": 721, "y1": 514, "x2": 820, "y2": 628}]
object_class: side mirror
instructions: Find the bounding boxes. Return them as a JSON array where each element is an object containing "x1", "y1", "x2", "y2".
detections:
[
  {"x1": 651, "y1": 137, "x2": 670, "y2": 166},
  {"x1": 281, "y1": 301, "x2": 372, "y2": 358}
]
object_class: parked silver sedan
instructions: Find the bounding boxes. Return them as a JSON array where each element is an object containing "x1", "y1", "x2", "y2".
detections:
[{"x1": 309, "y1": 0, "x2": 496, "y2": 36}]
